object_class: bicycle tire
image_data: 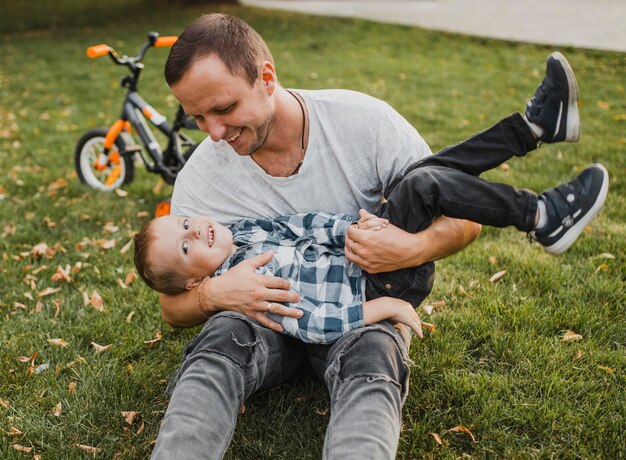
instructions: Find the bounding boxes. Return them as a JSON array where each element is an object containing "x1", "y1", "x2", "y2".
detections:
[{"x1": 75, "y1": 128, "x2": 135, "y2": 191}]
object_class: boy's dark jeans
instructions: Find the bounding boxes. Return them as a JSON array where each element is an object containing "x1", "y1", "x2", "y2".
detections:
[{"x1": 366, "y1": 112, "x2": 539, "y2": 307}]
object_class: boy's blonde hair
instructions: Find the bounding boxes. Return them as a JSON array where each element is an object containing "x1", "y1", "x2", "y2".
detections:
[{"x1": 134, "y1": 218, "x2": 190, "y2": 295}]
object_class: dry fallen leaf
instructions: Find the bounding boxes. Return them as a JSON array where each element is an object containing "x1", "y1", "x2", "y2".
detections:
[
  {"x1": 53, "y1": 402, "x2": 62, "y2": 417},
  {"x1": 120, "y1": 239, "x2": 133, "y2": 255},
  {"x1": 116, "y1": 278, "x2": 127, "y2": 289},
  {"x1": 489, "y1": 270, "x2": 507, "y2": 283},
  {"x1": 18, "y1": 351, "x2": 38, "y2": 363},
  {"x1": 598, "y1": 365, "x2": 614, "y2": 374},
  {"x1": 592, "y1": 253, "x2": 615, "y2": 260},
  {"x1": 38, "y1": 287, "x2": 61, "y2": 298},
  {"x1": 422, "y1": 304, "x2": 434, "y2": 315},
  {"x1": 30, "y1": 242, "x2": 52, "y2": 259},
  {"x1": 124, "y1": 270, "x2": 138, "y2": 286},
  {"x1": 121, "y1": 411, "x2": 139, "y2": 425},
  {"x1": 47, "y1": 338, "x2": 68, "y2": 348},
  {"x1": 136, "y1": 422, "x2": 145, "y2": 435},
  {"x1": 91, "y1": 342, "x2": 112, "y2": 353},
  {"x1": 500, "y1": 163, "x2": 510, "y2": 172},
  {"x1": 74, "y1": 444, "x2": 101, "y2": 454},
  {"x1": 126, "y1": 311, "x2": 135, "y2": 323},
  {"x1": 574, "y1": 350, "x2": 584, "y2": 361},
  {"x1": 103, "y1": 222, "x2": 119, "y2": 234},
  {"x1": 9, "y1": 426, "x2": 23, "y2": 435},
  {"x1": 97, "y1": 239, "x2": 116, "y2": 250},
  {"x1": 51, "y1": 265, "x2": 72, "y2": 283},
  {"x1": 12, "y1": 444, "x2": 32, "y2": 453},
  {"x1": 48, "y1": 178, "x2": 68, "y2": 191},
  {"x1": 82, "y1": 291, "x2": 90, "y2": 306},
  {"x1": 71, "y1": 261, "x2": 83, "y2": 273},
  {"x1": 0, "y1": 399, "x2": 9, "y2": 408},
  {"x1": 115, "y1": 188, "x2": 128, "y2": 197},
  {"x1": 594, "y1": 263, "x2": 609, "y2": 274},
  {"x1": 429, "y1": 432, "x2": 443, "y2": 445},
  {"x1": 69, "y1": 382, "x2": 77, "y2": 395},
  {"x1": 136, "y1": 211, "x2": 149, "y2": 218},
  {"x1": 561, "y1": 330, "x2": 584, "y2": 342},
  {"x1": 144, "y1": 331, "x2": 162, "y2": 348},
  {"x1": 449, "y1": 425, "x2": 477, "y2": 442},
  {"x1": 421, "y1": 322, "x2": 436, "y2": 333},
  {"x1": 90, "y1": 291, "x2": 104, "y2": 312},
  {"x1": 314, "y1": 407, "x2": 329, "y2": 416}
]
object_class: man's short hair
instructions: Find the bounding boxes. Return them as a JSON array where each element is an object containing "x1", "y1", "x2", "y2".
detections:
[
  {"x1": 165, "y1": 13, "x2": 274, "y2": 87},
  {"x1": 134, "y1": 219, "x2": 189, "y2": 296}
]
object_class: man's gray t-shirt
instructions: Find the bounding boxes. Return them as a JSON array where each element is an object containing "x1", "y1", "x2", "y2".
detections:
[{"x1": 171, "y1": 89, "x2": 432, "y2": 224}]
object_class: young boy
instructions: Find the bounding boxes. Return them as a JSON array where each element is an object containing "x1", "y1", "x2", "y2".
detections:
[
  {"x1": 134, "y1": 51, "x2": 609, "y2": 345},
  {"x1": 134, "y1": 156, "x2": 608, "y2": 344}
]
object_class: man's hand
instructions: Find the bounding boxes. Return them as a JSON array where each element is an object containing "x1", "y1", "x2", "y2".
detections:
[
  {"x1": 345, "y1": 215, "x2": 481, "y2": 273},
  {"x1": 204, "y1": 251, "x2": 303, "y2": 331},
  {"x1": 346, "y1": 223, "x2": 420, "y2": 273}
]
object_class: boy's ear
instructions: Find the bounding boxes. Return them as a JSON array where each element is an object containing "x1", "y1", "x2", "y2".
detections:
[{"x1": 185, "y1": 277, "x2": 204, "y2": 291}]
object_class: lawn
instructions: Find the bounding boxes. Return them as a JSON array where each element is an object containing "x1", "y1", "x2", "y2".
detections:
[{"x1": 1, "y1": 1, "x2": 624, "y2": 458}]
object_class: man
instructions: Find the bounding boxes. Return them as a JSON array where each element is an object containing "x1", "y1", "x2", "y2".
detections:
[{"x1": 151, "y1": 13, "x2": 579, "y2": 459}]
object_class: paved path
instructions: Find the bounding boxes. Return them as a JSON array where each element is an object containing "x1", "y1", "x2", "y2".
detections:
[{"x1": 240, "y1": 0, "x2": 626, "y2": 53}]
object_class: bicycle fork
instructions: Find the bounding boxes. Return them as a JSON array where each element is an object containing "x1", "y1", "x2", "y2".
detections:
[{"x1": 95, "y1": 119, "x2": 128, "y2": 186}]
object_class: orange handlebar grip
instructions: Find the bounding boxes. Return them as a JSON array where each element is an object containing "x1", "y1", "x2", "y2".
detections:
[
  {"x1": 154, "y1": 36, "x2": 178, "y2": 48},
  {"x1": 87, "y1": 44, "x2": 112, "y2": 59}
]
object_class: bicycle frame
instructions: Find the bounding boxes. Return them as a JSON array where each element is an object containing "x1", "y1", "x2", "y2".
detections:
[
  {"x1": 87, "y1": 32, "x2": 198, "y2": 185},
  {"x1": 101, "y1": 91, "x2": 195, "y2": 183}
]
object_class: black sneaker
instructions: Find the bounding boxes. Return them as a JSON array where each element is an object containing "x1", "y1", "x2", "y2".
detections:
[
  {"x1": 526, "y1": 52, "x2": 580, "y2": 143},
  {"x1": 530, "y1": 164, "x2": 609, "y2": 255}
]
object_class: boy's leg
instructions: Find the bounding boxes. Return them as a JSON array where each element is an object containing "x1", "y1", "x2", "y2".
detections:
[
  {"x1": 380, "y1": 163, "x2": 608, "y2": 255},
  {"x1": 382, "y1": 165, "x2": 538, "y2": 233},
  {"x1": 385, "y1": 52, "x2": 580, "y2": 198}
]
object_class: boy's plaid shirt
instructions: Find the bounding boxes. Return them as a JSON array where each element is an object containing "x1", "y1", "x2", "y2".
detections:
[{"x1": 214, "y1": 212, "x2": 365, "y2": 344}]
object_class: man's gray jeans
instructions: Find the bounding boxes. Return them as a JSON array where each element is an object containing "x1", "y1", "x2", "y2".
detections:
[{"x1": 151, "y1": 311, "x2": 412, "y2": 459}]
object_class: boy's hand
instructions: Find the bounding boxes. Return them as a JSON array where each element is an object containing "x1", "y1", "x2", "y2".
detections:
[
  {"x1": 357, "y1": 209, "x2": 388, "y2": 231},
  {"x1": 362, "y1": 296, "x2": 423, "y2": 339},
  {"x1": 385, "y1": 298, "x2": 423, "y2": 339}
]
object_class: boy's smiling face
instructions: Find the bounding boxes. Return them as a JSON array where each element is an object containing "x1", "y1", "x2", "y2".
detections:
[{"x1": 150, "y1": 215, "x2": 235, "y2": 288}]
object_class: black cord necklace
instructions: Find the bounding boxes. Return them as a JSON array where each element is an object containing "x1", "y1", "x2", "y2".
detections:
[{"x1": 287, "y1": 89, "x2": 306, "y2": 175}]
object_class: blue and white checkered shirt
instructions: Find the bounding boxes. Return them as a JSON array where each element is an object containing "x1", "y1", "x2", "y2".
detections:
[{"x1": 213, "y1": 213, "x2": 364, "y2": 344}]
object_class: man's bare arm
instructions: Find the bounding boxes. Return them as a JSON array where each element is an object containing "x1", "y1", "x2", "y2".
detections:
[
  {"x1": 345, "y1": 216, "x2": 481, "y2": 273},
  {"x1": 160, "y1": 251, "x2": 302, "y2": 328}
]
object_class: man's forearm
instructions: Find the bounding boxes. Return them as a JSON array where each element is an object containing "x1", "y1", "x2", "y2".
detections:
[{"x1": 415, "y1": 216, "x2": 481, "y2": 264}]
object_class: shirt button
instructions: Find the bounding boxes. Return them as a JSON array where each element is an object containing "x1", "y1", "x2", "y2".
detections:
[{"x1": 385, "y1": 283, "x2": 392, "y2": 290}]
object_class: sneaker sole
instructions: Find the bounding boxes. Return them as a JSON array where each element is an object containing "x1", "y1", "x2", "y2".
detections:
[
  {"x1": 543, "y1": 163, "x2": 609, "y2": 255},
  {"x1": 551, "y1": 51, "x2": 580, "y2": 142}
]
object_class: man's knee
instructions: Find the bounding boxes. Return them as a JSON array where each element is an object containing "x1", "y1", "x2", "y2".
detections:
[
  {"x1": 337, "y1": 328, "x2": 408, "y2": 381},
  {"x1": 184, "y1": 313, "x2": 259, "y2": 368}
]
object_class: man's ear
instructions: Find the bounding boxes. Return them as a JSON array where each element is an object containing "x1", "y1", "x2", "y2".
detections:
[
  {"x1": 258, "y1": 60, "x2": 277, "y2": 95},
  {"x1": 185, "y1": 277, "x2": 204, "y2": 291}
]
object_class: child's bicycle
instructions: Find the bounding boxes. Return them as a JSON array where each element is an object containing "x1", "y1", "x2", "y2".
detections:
[{"x1": 75, "y1": 32, "x2": 200, "y2": 192}]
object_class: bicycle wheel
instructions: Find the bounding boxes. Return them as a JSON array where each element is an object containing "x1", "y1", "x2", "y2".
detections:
[{"x1": 75, "y1": 128, "x2": 135, "y2": 191}]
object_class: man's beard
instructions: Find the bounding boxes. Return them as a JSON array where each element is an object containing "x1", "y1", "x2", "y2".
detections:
[{"x1": 239, "y1": 112, "x2": 274, "y2": 157}]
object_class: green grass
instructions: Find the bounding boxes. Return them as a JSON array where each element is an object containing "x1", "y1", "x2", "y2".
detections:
[{"x1": 1, "y1": 2, "x2": 624, "y2": 458}]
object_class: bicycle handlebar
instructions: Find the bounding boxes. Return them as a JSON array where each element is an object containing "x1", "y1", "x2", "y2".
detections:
[
  {"x1": 87, "y1": 44, "x2": 113, "y2": 59},
  {"x1": 155, "y1": 36, "x2": 177, "y2": 48},
  {"x1": 85, "y1": 33, "x2": 177, "y2": 62}
]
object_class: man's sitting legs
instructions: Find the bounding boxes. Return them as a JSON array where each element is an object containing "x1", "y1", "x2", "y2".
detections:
[
  {"x1": 151, "y1": 312, "x2": 307, "y2": 459},
  {"x1": 307, "y1": 322, "x2": 411, "y2": 459}
]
